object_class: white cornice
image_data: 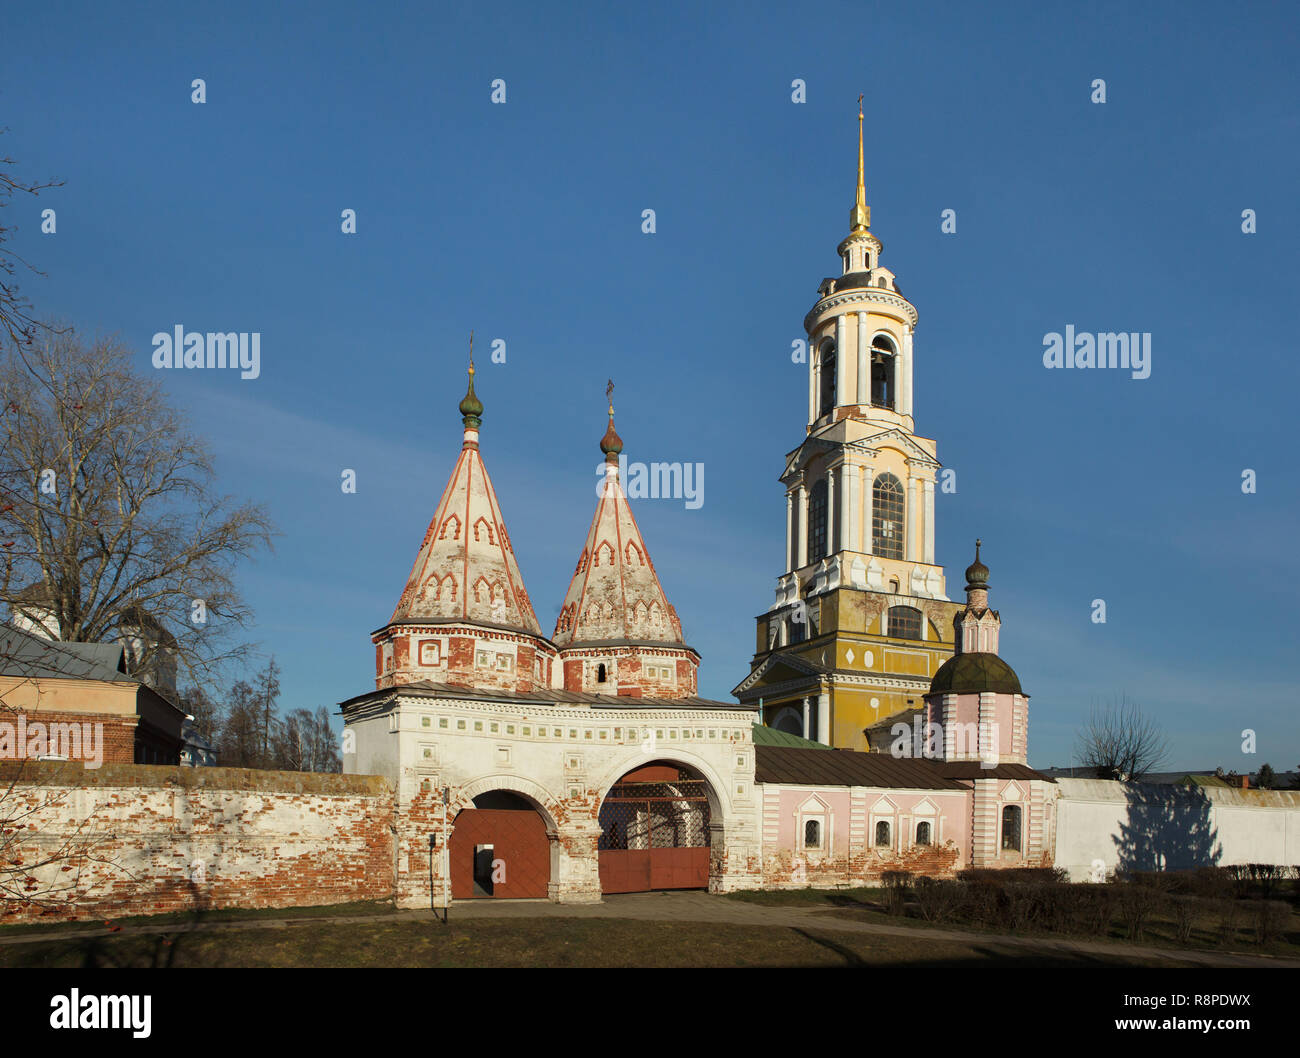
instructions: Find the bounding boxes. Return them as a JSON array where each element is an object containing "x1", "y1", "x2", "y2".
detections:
[{"x1": 805, "y1": 289, "x2": 918, "y2": 332}]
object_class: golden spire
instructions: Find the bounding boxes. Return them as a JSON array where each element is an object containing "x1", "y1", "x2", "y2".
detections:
[{"x1": 850, "y1": 94, "x2": 870, "y2": 234}]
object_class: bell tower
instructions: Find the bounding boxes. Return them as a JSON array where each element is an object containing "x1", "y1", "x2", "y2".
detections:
[{"x1": 733, "y1": 100, "x2": 964, "y2": 750}]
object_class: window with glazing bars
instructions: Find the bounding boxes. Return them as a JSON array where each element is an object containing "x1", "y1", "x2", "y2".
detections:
[{"x1": 872, "y1": 473, "x2": 904, "y2": 559}]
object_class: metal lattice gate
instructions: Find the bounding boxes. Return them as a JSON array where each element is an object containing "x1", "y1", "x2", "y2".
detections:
[{"x1": 598, "y1": 769, "x2": 711, "y2": 893}]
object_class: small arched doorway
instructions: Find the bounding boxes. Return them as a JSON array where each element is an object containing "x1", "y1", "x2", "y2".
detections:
[
  {"x1": 449, "y1": 790, "x2": 551, "y2": 899},
  {"x1": 598, "y1": 762, "x2": 713, "y2": 894}
]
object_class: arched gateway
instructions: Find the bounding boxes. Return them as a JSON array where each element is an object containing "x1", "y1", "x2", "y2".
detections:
[
  {"x1": 598, "y1": 761, "x2": 715, "y2": 893},
  {"x1": 449, "y1": 791, "x2": 552, "y2": 899}
]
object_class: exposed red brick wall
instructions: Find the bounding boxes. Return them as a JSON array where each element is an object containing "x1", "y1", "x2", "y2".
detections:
[
  {"x1": 0, "y1": 764, "x2": 394, "y2": 923},
  {"x1": 0, "y1": 709, "x2": 151, "y2": 766},
  {"x1": 563, "y1": 658, "x2": 583, "y2": 692},
  {"x1": 761, "y1": 842, "x2": 962, "y2": 889}
]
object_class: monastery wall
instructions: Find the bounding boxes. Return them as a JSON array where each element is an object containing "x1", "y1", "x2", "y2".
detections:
[
  {"x1": 1054, "y1": 778, "x2": 1300, "y2": 881},
  {"x1": 0, "y1": 762, "x2": 394, "y2": 924}
]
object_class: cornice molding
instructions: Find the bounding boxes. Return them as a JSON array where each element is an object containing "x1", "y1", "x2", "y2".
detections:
[{"x1": 805, "y1": 289, "x2": 918, "y2": 332}]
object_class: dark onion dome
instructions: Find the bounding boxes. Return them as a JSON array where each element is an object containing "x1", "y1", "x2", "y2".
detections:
[
  {"x1": 930, "y1": 652, "x2": 1023, "y2": 696},
  {"x1": 831, "y1": 271, "x2": 875, "y2": 293},
  {"x1": 965, "y1": 538, "x2": 989, "y2": 592},
  {"x1": 459, "y1": 365, "x2": 483, "y2": 427},
  {"x1": 600, "y1": 409, "x2": 623, "y2": 458}
]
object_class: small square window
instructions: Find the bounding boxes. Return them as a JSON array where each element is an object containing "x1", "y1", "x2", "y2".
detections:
[
  {"x1": 422, "y1": 717, "x2": 431, "y2": 728},
  {"x1": 507, "y1": 724, "x2": 515, "y2": 735},
  {"x1": 708, "y1": 729, "x2": 716, "y2": 739},
  {"x1": 439, "y1": 718, "x2": 448, "y2": 729},
  {"x1": 569, "y1": 729, "x2": 577, "y2": 739},
  {"x1": 614, "y1": 728, "x2": 622, "y2": 739},
  {"x1": 474, "y1": 721, "x2": 482, "y2": 732},
  {"x1": 456, "y1": 719, "x2": 466, "y2": 730},
  {"x1": 423, "y1": 748, "x2": 432, "y2": 759},
  {"x1": 490, "y1": 722, "x2": 499, "y2": 733},
  {"x1": 584, "y1": 730, "x2": 592, "y2": 740},
  {"x1": 553, "y1": 728, "x2": 562, "y2": 738},
  {"x1": 523, "y1": 726, "x2": 531, "y2": 736},
  {"x1": 599, "y1": 730, "x2": 607, "y2": 739}
]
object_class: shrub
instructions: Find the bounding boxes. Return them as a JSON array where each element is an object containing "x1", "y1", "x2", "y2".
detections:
[
  {"x1": 1187, "y1": 867, "x2": 1233, "y2": 900},
  {"x1": 1041, "y1": 884, "x2": 1086, "y2": 934},
  {"x1": 1169, "y1": 895, "x2": 1199, "y2": 945},
  {"x1": 1006, "y1": 883, "x2": 1045, "y2": 933},
  {"x1": 962, "y1": 879, "x2": 1005, "y2": 929},
  {"x1": 1118, "y1": 882, "x2": 1165, "y2": 942},
  {"x1": 913, "y1": 876, "x2": 965, "y2": 923},
  {"x1": 1083, "y1": 885, "x2": 1118, "y2": 937},
  {"x1": 1246, "y1": 864, "x2": 1286, "y2": 900},
  {"x1": 1253, "y1": 900, "x2": 1289, "y2": 946},
  {"x1": 880, "y1": 871, "x2": 909, "y2": 916},
  {"x1": 958, "y1": 867, "x2": 1066, "y2": 886},
  {"x1": 1215, "y1": 899, "x2": 1241, "y2": 946}
]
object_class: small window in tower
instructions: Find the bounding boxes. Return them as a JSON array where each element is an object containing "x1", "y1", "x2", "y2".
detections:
[
  {"x1": 888, "y1": 606, "x2": 922, "y2": 641},
  {"x1": 843, "y1": 253, "x2": 850, "y2": 271},
  {"x1": 916, "y1": 821, "x2": 932, "y2": 846},
  {"x1": 597, "y1": 663, "x2": 607, "y2": 683}
]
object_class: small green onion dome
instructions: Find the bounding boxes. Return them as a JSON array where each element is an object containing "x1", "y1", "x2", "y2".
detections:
[
  {"x1": 965, "y1": 538, "x2": 989, "y2": 591},
  {"x1": 459, "y1": 365, "x2": 483, "y2": 427}
]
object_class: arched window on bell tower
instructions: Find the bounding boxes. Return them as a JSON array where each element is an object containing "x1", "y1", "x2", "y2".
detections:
[
  {"x1": 808, "y1": 479, "x2": 828, "y2": 563},
  {"x1": 818, "y1": 339, "x2": 837, "y2": 419},
  {"x1": 871, "y1": 335, "x2": 896, "y2": 410},
  {"x1": 872, "y1": 473, "x2": 904, "y2": 559}
]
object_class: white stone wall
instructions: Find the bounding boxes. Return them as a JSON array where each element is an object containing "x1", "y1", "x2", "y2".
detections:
[{"x1": 1054, "y1": 778, "x2": 1300, "y2": 880}]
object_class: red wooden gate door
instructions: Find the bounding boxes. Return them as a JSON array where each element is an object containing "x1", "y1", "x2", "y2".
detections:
[
  {"x1": 449, "y1": 808, "x2": 550, "y2": 899},
  {"x1": 598, "y1": 764, "x2": 711, "y2": 894}
]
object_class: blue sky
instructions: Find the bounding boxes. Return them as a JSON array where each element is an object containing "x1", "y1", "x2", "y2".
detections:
[{"x1": 4, "y1": 0, "x2": 1297, "y2": 771}]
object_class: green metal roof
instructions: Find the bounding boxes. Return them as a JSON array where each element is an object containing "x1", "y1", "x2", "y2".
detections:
[
  {"x1": 1178, "y1": 773, "x2": 1231, "y2": 788},
  {"x1": 750, "y1": 723, "x2": 829, "y2": 749},
  {"x1": 929, "y1": 652, "x2": 1023, "y2": 696}
]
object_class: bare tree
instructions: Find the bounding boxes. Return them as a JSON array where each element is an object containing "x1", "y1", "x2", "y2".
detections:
[
  {"x1": 255, "y1": 656, "x2": 281, "y2": 764},
  {"x1": 0, "y1": 131, "x2": 62, "y2": 345},
  {"x1": 0, "y1": 328, "x2": 275, "y2": 687},
  {"x1": 1074, "y1": 695, "x2": 1169, "y2": 782}
]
